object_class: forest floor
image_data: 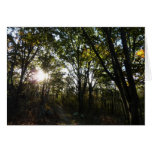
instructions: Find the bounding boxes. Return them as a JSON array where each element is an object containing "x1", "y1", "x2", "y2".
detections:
[{"x1": 8, "y1": 102, "x2": 126, "y2": 125}]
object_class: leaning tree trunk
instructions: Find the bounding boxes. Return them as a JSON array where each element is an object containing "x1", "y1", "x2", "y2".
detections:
[
  {"x1": 120, "y1": 28, "x2": 140, "y2": 124},
  {"x1": 82, "y1": 28, "x2": 139, "y2": 124}
]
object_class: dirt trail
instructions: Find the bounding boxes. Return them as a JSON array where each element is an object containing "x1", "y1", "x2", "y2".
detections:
[
  {"x1": 8, "y1": 103, "x2": 125, "y2": 125},
  {"x1": 44, "y1": 104, "x2": 124, "y2": 125}
]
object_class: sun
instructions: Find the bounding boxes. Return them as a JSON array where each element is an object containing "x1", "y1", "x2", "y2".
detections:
[{"x1": 34, "y1": 69, "x2": 48, "y2": 82}]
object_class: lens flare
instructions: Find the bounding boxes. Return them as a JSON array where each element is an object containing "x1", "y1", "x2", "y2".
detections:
[{"x1": 34, "y1": 69, "x2": 48, "y2": 82}]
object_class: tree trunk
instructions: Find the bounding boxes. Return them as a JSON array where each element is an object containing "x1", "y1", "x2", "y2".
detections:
[
  {"x1": 78, "y1": 78, "x2": 83, "y2": 114},
  {"x1": 82, "y1": 28, "x2": 140, "y2": 124},
  {"x1": 88, "y1": 83, "x2": 93, "y2": 110},
  {"x1": 120, "y1": 28, "x2": 140, "y2": 124}
]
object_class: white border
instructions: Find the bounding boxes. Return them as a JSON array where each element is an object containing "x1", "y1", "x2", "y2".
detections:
[{"x1": 1, "y1": 0, "x2": 152, "y2": 152}]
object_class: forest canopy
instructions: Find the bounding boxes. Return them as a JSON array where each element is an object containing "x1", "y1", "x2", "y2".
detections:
[{"x1": 7, "y1": 27, "x2": 145, "y2": 125}]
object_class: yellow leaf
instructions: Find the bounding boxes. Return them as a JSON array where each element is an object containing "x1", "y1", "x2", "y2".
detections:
[
  {"x1": 126, "y1": 81, "x2": 129, "y2": 86},
  {"x1": 95, "y1": 44, "x2": 99, "y2": 48},
  {"x1": 136, "y1": 49, "x2": 144, "y2": 58}
]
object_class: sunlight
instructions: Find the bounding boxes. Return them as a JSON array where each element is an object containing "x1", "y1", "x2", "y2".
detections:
[{"x1": 34, "y1": 69, "x2": 49, "y2": 82}]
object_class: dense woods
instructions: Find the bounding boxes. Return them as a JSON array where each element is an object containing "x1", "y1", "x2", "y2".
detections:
[{"x1": 7, "y1": 27, "x2": 144, "y2": 125}]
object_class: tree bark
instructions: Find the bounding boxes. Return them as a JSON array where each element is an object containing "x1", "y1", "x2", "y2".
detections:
[{"x1": 120, "y1": 28, "x2": 140, "y2": 124}]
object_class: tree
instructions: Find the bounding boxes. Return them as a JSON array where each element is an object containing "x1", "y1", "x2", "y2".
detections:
[{"x1": 82, "y1": 27, "x2": 144, "y2": 124}]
